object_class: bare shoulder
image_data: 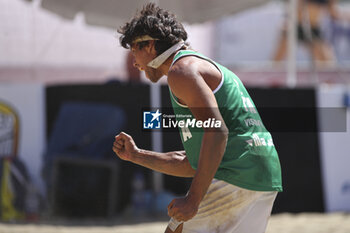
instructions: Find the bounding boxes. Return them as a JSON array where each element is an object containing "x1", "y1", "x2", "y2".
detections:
[
  {"x1": 168, "y1": 56, "x2": 199, "y2": 78},
  {"x1": 167, "y1": 55, "x2": 215, "y2": 107},
  {"x1": 167, "y1": 56, "x2": 200, "y2": 90}
]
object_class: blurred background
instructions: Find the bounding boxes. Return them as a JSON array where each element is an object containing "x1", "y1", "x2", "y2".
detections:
[{"x1": 1, "y1": 0, "x2": 350, "y2": 232}]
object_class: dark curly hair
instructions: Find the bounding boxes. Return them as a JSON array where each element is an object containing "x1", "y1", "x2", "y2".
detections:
[{"x1": 118, "y1": 3, "x2": 188, "y2": 56}]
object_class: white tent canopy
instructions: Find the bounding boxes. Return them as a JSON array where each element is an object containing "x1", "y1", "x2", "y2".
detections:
[{"x1": 25, "y1": 0, "x2": 270, "y2": 28}]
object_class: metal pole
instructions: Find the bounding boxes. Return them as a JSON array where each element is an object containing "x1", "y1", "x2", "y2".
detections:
[
  {"x1": 150, "y1": 82, "x2": 163, "y2": 194},
  {"x1": 286, "y1": 0, "x2": 298, "y2": 88}
]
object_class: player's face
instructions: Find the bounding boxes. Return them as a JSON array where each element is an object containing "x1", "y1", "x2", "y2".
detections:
[{"x1": 130, "y1": 43, "x2": 163, "y2": 83}]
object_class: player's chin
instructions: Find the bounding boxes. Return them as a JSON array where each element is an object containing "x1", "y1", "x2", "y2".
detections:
[{"x1": 149, "y1": 78, "x2": 159, "y2": 83}]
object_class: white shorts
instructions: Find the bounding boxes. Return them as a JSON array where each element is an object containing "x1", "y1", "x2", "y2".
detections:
[{"x1": 168, "y1": 179, "x2": 277, "y2": 233}]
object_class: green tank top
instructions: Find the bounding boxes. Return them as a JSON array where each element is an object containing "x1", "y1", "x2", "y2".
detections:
[{"x1": 169, "y1": 50, "x2": 282, "y2": 192}]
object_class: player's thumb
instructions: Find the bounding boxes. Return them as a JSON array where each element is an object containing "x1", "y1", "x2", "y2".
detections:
[
  {"x1": 115, "y1": 132, "x2": 127, "y2": 141},
  {"x1": 119, "y1": 132, "x2": 132, "y2": 140},
  {"x1": 167, "y1": 199, "x2": 176, "y2": 216}
]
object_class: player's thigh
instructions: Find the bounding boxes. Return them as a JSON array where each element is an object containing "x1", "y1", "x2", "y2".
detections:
[{"x1": 232, "y1": 191, "x2": 277, "y2": 233}]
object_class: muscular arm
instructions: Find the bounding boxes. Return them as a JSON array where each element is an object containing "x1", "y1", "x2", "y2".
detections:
[
  {"x1": 113, "y1": 132, "x2": 195, "y2": 178},
  {"x1": 167, "y1": 57, "x2": 228, "y2": 213},
  {"x1": 131, "y1": 149, "x2": 195, "y2": 177}
]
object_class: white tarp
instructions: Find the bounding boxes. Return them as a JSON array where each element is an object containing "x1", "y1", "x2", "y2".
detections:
[
  {"x1": 317, "y1": 85, "x2": 350, "y2": 212},
  {"x1": 36, "y1": 0, "x2": 270, "y2": 28}
]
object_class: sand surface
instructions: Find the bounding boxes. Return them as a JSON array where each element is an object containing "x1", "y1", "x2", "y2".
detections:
[{"x1": 1, "y1": 213, "x2": 350, "y2": 233}]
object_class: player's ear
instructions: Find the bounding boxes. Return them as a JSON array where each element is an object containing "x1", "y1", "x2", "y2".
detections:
[{"x1": 146, "y1": 40, "x2": 157, "y2": 55}]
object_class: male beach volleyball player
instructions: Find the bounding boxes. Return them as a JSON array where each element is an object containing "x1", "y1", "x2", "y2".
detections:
[{"x1": 113, "y1": 3, "x2": 282, "y2": 233}]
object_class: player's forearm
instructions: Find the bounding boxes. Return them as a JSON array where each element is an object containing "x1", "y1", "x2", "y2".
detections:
[
  {"x1": 131, "y1": 149, "x2": 196, "y2": 177},
  {"x1": 187, "y1": 130, "x2": 228, "y2": 206}
]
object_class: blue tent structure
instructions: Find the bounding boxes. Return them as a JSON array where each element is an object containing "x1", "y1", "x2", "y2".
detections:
[
  {"x1": 44, "y1": 101, "x2": 126, "y2": 161},
  {"x1": 42, "y1": 101, "x2": 126, "y2": 217}
]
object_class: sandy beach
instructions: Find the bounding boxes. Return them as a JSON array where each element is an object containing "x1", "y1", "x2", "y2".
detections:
[{"x1": 1, "y1": 213, "x2": 350, "y2": 233}]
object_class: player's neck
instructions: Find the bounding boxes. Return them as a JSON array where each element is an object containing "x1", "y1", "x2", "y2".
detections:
[{"x1": 157, "y1": 54, "x2": 176, "y2": 77}]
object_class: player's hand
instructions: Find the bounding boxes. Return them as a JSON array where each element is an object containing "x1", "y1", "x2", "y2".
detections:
[
  {"x1": 113, "y1": 132, "x2": 139, "y2": 162},
  {"x1": 167, "y1": 195, "x2": 199, "y2": 222}
]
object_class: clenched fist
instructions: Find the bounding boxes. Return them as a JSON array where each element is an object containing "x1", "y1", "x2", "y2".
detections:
[{"x1": 113, "y1": 132, "x2": 139, "y2": 161}]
